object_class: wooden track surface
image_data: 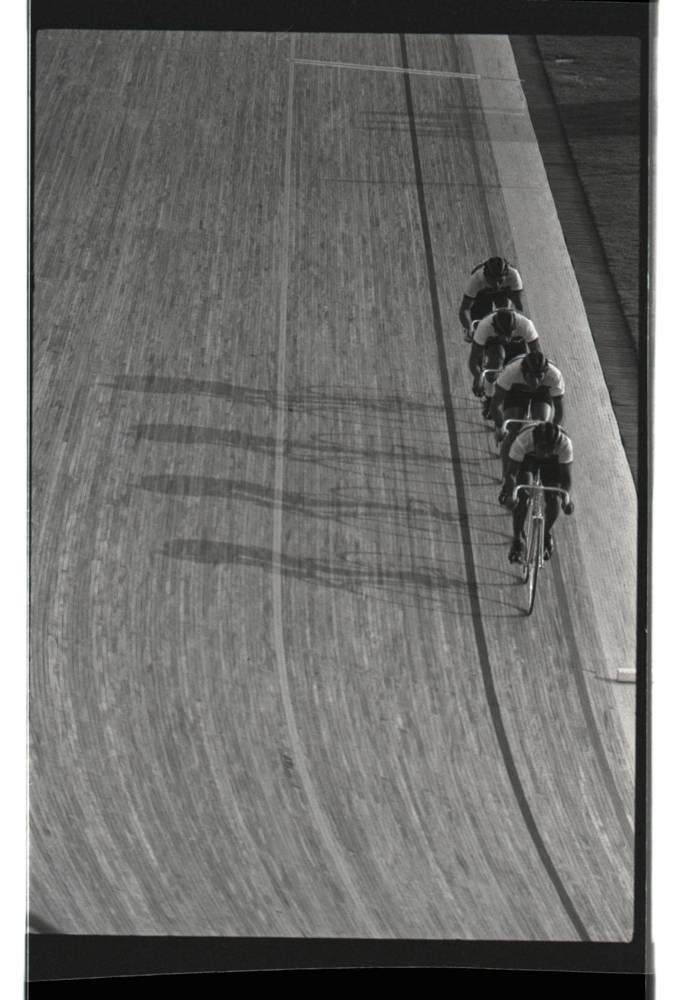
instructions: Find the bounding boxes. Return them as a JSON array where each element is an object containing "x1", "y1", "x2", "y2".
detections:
[{"x1": 30, "y1": 31, "x2": 637, "y2": 939}]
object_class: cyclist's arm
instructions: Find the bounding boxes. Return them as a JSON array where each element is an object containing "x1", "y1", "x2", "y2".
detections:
[
  {"x1": 459, "y1": 295, "x2": 475, "y2": 330},
  {"x1": 509, "y1": 290, "x2": 524, "y2": 312},
  {"x1": 468, "y1": 341, "x2": 485, "y2": 380},
  {"x1": 527, "y1": 339, "x2": 541, "y2": 354},
  {"x1": 491, "y1": 384, "x2": 508, "y2": 428},
  {"x1": 552, "y1": 395, "x2": 565, "y2": 426},
  {"x1": 560, "y1": 463, "x2": 574, "y2": 512},
  {"x1": 556, "y1": 461, "x2": 572, "y2": 493},
  {"x1": 503, "y1": 457, "x2": 522, "y2": 498}
]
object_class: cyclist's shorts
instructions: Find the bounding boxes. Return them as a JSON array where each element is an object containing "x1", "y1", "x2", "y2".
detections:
[
  {"x1": 501, "y1": 340, "x2": 528, "y2": 364},
  {"x1": 483, "y1": 337, "x2": 505, "y2": 360},
  {"x1": 519, "y1": 455, "x2": 566, "y2": 488},
  {"x1": 503, "y1": 386, "x2": 554, "y2": 410},
  {"x1": 470, "y1": 291, "x2": 513, "y2": 321}
]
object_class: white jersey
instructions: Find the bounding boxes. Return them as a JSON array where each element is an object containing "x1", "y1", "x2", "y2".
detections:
[
  {"x1": 509, "y1": 427, "x2": 573, "y2": 465},
  {"x1": 496, "y1": 356, "x2": 565, "y2": 397},
  {"x1": 473, "y1": 312, "x2": 539, "y2": 347},
  {"x1": 464, "y1": 265, "x2": 523, "y2": 299}
]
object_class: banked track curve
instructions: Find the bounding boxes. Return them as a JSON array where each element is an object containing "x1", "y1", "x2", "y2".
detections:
[{"x1": 30, "y1": 30, "x2": 637, "y2": 940}]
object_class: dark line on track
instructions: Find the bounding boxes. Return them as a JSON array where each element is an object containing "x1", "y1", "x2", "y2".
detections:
[
  {"x1": 552, "y1": 550, "x2": 635, "y2": 848},
  {"x1": 398, "y1": 34, "x2": 590, "y2": 944}
]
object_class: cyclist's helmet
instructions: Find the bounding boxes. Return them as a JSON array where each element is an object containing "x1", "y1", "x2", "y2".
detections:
[
  {"x1": 532, "y1": 421, "x2": 561, "y2": 452},
  {"x1": 483, "y1": 256, "x2": 509, "y2": 282},
  {"x1": 491, "y1": 309, "x2": 517, "y2": 342},
  {"x1": 520, "y1": 352, "x2": 550, "y2": 377}
]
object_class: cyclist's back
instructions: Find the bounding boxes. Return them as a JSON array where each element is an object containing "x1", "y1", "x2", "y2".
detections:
[
  {"x1": 509, "y1": 424, "x2": 573, "y2": 468},
  {"x1": 472, "y1": 311, "x2": 538, "y2": 357},
  {"x1": 464, "y1": 260, "x2": 523, "y2": 303},
  {"x1": 459, "y1": 255, "x2": 525, "y2": 335},
  {"x1": 495, "y1": 355, "x2": 564, "y2": 401}
]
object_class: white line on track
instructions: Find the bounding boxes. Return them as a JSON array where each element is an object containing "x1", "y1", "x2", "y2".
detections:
[
  {"x1": 292, "y1": 59, "x2": 523, "y2": 83},
  {"x1": 271, "y1": 35, "x2": 381, "y2": 936},
  {"x1": 292, "y1": 58, "x2": 480, "y2": 78}
]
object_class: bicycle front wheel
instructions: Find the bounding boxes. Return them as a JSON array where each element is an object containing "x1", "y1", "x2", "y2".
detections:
[
  {"x1": 522, "y1": 508, "x2": 534, "y2": 583},
  {"x1": 525, "y1": 519, "x2": 542, "y2": 615}
]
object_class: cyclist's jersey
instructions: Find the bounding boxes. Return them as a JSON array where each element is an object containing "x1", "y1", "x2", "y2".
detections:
[
  {"x1": 464, "y1": 264, "x2": 523, "y2": 300},
  {"x1": 509, "y1": 427, "x2": 573, "y2": 464},
  {"x1": 473, "y1": 312, "x2": 538, "y2": 348},
  {"x1": 496, "y1": 356, "x2": 565, "y2": 397}
]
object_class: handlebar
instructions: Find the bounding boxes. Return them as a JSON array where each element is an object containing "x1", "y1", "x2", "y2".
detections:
[
  {"x1": 501, "y1": 418, "x2": 542, "y2": 435},
  {"x1": 510, "y1": 484, "x2": 571, "y2": 504}
]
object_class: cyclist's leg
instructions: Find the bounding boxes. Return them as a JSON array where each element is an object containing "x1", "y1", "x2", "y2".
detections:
[
  {"x1": 539, "y1": 458, "x2": 564, "y2": 557},
  {"x1": 484, "y1": 340, "x2": 504, "y2": 384},
  {"x1": 544, "y1": 492, "x2": 560, "y2": 531},
  {"x1": 529, "y1": 399, "x2": 552, "y2": 422},
  {"x1": 482, "y1": 339, "x2": 504, "y2": 414},
  {"x1": 509, "y1": 463, "x2": 534, "y2": 561},
  {"x1": 512, "y1": 478, "x2": 531, "y2": 539},
  {"x1": 499, "y1": 404, "x2": 526, "y2": 480},
  {"x1": 471, "y1": 294, "x2": 494, "y2": 322},
  {"x1": 492, "y1": 293, "x2": 513, "y2": 311},
  {"x1": 503, "y1": 340, "x2": 527, "y2": 365}
]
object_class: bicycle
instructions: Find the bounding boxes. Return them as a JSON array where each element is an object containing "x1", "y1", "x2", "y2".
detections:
[{"x1": 510, "y1": 472, "x2": 571, "y2": 616}]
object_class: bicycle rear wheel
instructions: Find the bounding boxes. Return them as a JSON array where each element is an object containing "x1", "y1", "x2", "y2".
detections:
[
  {"x1": 522, "y1": 507, "x2": 533, "y2": 583},
  {"x1": 525, "y1": 519, "x2": 542, "y2": 615},
  {"x1": 522, "y1": 526, "x2": 531, "y2": 583}
]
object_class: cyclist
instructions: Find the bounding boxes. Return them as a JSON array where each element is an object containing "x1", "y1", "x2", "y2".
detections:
[
  {"x1": 502, "y1": 421, "x2": 574, "y2": 564},
  {"x1": 459, "y1": 256, "x2": 525, "y2": 341},
  {"x1": 491, "y1": 351, "x2": 566, "y2": 483},
  {"x1": 469, "y1": 308, "x2": 541, "y2": 418}
]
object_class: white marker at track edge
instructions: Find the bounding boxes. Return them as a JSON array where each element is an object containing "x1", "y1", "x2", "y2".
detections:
[{"x1": 617, "y1": 668, "x2": 636, "y2": 683}]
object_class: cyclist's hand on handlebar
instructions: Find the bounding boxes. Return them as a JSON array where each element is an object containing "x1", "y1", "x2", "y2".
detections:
[
  {"x1": 472, "y1": 378, "x2": 485, "y2": 397},
  {"x1": 499, "y1": 489, "x2": 517, "y2": 511},
  {"x1": 562, "y1": 500, "x2": 574, "y2": 515}
]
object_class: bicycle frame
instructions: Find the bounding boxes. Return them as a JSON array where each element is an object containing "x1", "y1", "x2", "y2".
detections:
[{"x1": 510, "y1": 478, "x2": 570, "y2": 615}]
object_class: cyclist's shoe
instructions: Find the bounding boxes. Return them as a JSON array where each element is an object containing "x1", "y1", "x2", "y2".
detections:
[
  {"x1": 498, "y1": 489, "x2": 509, "y2": 508},
  {"x1": 543, "y1": 532, "x2": 554, "y2": 561},
  {"x1": 508, "y1": 535, "x2": 525, "y2": 564},
  {"x1": 482, "y1": 399, "x2": 491, "y2": 419},
  {"x1": 463, "y1": 328, "x2": 474, "y2": 343}
]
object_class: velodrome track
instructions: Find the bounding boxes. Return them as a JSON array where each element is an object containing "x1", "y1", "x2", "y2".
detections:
[{"x1": 30, "y1": 31, "x2": 637, "y2": 940}]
